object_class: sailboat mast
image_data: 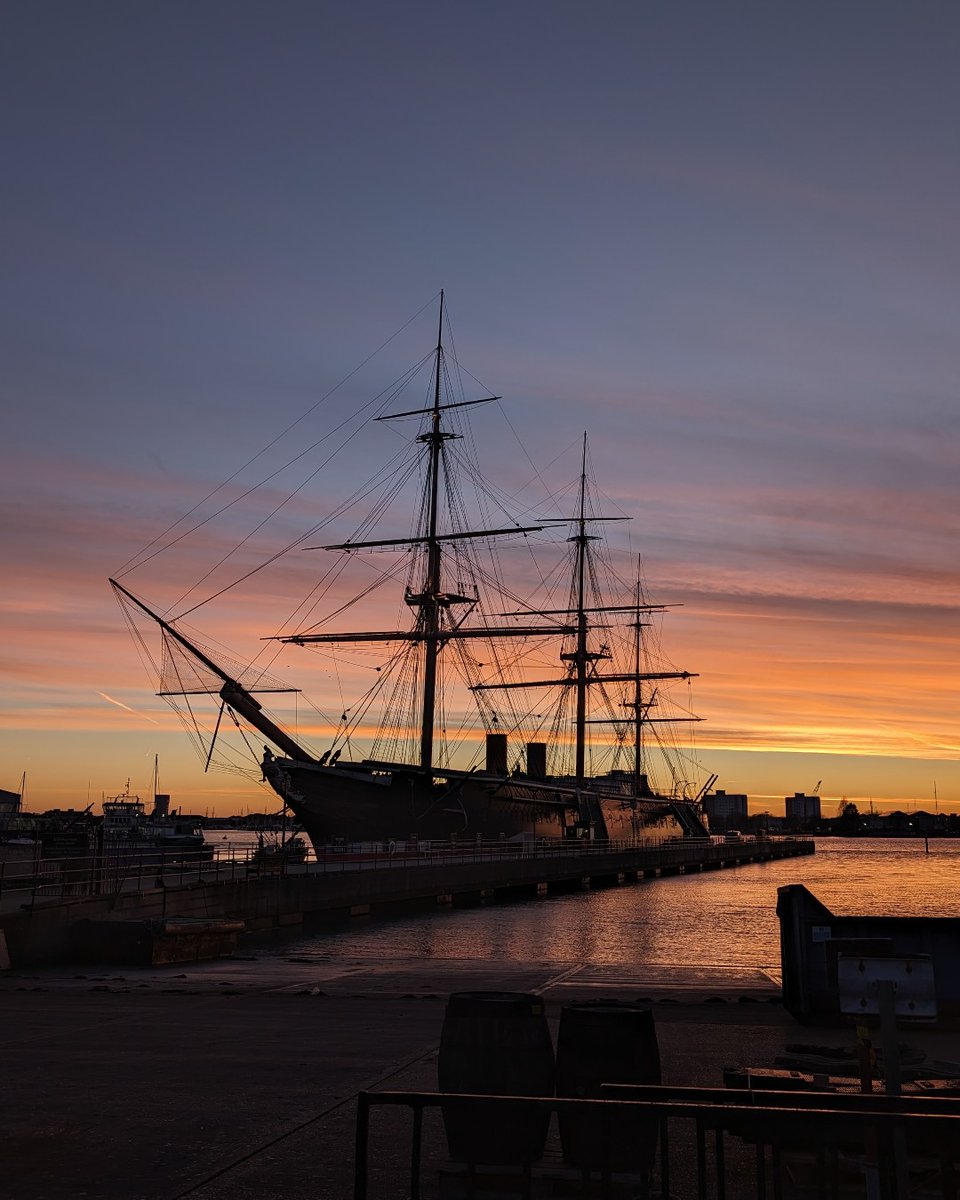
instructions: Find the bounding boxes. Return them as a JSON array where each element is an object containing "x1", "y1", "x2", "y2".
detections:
[
  {"x1": 419, "y1": 291, "x2": 446, "y2": 771},
  {"x1": 573, "y1": 437, "x2": 589, "y2": 783},
  {"x1": 633, "y1": 560, "x2": 645, "y2": 791}
]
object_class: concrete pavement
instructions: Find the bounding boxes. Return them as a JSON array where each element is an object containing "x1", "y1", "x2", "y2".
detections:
[{"x1": 2, "y1": 949, "x2": 955, "y2": 1200}]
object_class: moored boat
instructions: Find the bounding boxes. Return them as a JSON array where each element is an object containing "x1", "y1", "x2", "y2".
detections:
[
  {"x1": 99, "y1": 782, "x2": 210, "y2": 863},
  {"x1": 112, "y1": 295, "x2": 711, "y2": 850}
]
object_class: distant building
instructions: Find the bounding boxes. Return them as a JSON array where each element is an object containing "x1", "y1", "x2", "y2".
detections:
[
  {"x1": 703, "y1": 789, "x2": 748, "y2": 830},
  {"x1": 785, "y1": 792, "x2": 821, "y2": 826},
  {"x1": 0, "y1": 787, "x2": 21, "y2": 832},
  {"x1": 0, "y1": 788, "x2": 21, "y2": 816}
]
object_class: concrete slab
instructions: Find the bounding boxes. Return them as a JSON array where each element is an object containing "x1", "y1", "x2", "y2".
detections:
[{"x1": 2, "y1": 953, "x2": 956, "y2": 1200}]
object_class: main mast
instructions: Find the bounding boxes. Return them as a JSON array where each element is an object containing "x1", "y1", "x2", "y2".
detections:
[
  {"x1": 564, "y1": 437, "x2": 607, "y2": 784},
  {"x1": 632, "y1": 566, "x2": 646, "y2": 791},
  {"x1": 475, "y1": 437, "x2": 698, "y2": 791}
]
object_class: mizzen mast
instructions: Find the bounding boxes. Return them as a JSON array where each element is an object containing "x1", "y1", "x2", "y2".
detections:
[
  {"x1": 631, "y1": 563, "x2": 650, "y2": 791},
  {"x1": 584, "y1": 559, "x2": 703, "y2": 792},
  {"x1": 474, "y1": 436, "x2": 697, "y2": 787}
]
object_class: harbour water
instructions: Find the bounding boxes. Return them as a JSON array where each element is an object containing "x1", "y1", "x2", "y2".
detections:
[{"x1": 256, "y1": 837, "x2": 960, "y2": 974}]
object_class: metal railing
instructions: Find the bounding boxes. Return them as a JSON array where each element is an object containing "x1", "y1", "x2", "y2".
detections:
[
  {"x1": 299, "y1": 832, "x2": 807, "y2": 871},
  {"x1": 0, "y1": 834, "x2": 812, "y2": 908},
  {"x1": 355, "y1": 1086, "x2": 960, "y2": 1199},
  {"x1": 0, "y1": 846, "x2": 255, "y2": 908}
]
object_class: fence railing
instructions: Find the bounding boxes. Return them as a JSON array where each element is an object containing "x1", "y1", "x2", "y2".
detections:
[
  {"x1": 0, "y1": 834, "x2": 811, "y2": 908},
  {"x1": 0, "y1": 845, "x2": 255, "y2": 908},
  {"x1": 305, "y1": 833, "x2": 798, "y2": 867},
  {"x1": 355, "y1": 1086, "x2": 960, "y2": 1200}
]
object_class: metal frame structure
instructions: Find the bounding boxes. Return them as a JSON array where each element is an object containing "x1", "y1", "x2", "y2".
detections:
[{"x1": 355, "y1": 1086, "x2": 960, "y2": 1200}]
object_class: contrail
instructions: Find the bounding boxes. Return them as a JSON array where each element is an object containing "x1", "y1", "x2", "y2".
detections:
[{"x1": 97, "y1": 691, "x2": 161, "y2": 726}]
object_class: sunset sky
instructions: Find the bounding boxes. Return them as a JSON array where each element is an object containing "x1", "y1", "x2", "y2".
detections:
[{"x1": 3, "y1": 3, "x2": 959, "y2": 816}]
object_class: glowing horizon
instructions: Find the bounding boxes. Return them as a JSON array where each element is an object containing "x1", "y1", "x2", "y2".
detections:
[{"x1": 4, "y1": 6, "x2": 959, "y2": 816}]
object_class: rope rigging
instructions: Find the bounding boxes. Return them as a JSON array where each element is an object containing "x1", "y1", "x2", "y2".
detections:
[{"x1": 111, "y1": 296, "x2": 704, "y2": 801}]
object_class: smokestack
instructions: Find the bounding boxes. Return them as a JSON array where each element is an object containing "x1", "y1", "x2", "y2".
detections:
[
  {"x1": 153, "y1": 794, "x2": 170, "y2": 818},
  {"x1": 485, "y1": 733, "x2": 508, "y2": 775},
  {"x1": 526, "y1": 742, "x2": 547, "y2": 780}
]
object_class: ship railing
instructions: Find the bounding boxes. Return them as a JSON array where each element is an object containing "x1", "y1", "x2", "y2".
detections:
[
  {"x1": 0, "y1": 834, "x2": 813, "y2": 906},
  {"x1": 355, "y1": 1086, "x2": 960, "y2": 1200}
]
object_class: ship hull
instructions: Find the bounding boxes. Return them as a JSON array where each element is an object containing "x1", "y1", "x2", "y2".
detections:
[{"x1": 264, "y1": 756, "x2": 684, "y2": 847}]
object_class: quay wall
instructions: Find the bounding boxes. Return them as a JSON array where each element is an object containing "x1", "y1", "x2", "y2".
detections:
[{"x1": 0, "y1": 838, "x2": 813, "y2": 967}]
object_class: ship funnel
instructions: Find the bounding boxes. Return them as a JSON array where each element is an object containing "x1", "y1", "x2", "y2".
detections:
[
  {"x1": 486, "y1": 733, "x2": 508, "y2": 775},
  {"x1": 153, "y1": 794, "x2": 170, "y2": 818},
  {"x1": 526, "y1": 742, "x2": 547, "y2": 780}
]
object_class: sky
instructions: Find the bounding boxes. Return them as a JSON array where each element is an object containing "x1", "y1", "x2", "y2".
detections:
[{"x1": 2, "y1": 2, "x2": 959, "y2": 816}]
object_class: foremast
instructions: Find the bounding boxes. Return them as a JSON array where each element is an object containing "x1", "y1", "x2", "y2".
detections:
[
  {"x1": 419, "y1": 291, "x2": 453, "y2": 771},
  {"x1": 279, "y1": 291, "x2": 568, "y2": 774}
]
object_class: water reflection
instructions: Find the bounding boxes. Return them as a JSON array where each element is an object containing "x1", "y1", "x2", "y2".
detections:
[{"x1": 266, "y1": 838, "x2": 960, "y2": 971}]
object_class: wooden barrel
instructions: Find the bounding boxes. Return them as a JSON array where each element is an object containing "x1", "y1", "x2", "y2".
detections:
[
  {"x1": 438, "y1": 991, "x2": 555, "y2": 1165},
  {"x1": 555, "y1": 1000, "x2": 661, "y2": 1174}
]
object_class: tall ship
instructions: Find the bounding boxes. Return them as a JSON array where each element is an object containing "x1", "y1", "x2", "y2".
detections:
[{"x1": 112, "y1": 295, "x2": 711, "y2": 849}]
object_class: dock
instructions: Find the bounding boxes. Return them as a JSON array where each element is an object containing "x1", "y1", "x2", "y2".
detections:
[
  {"x1": 4, "y1": 937, "x2": 959, "y2": 1200},
  {"x1": 0, "y1": 835, "x2": 813, "y2": 967}
]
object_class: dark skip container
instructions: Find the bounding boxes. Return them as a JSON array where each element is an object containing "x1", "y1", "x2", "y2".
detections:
[
  {"x1": 555, "y1": 999, "x2": 661, "y2": 1174},
  {"x1": 437, "y1": 990, "x2": 555, "y2": 1165}
]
